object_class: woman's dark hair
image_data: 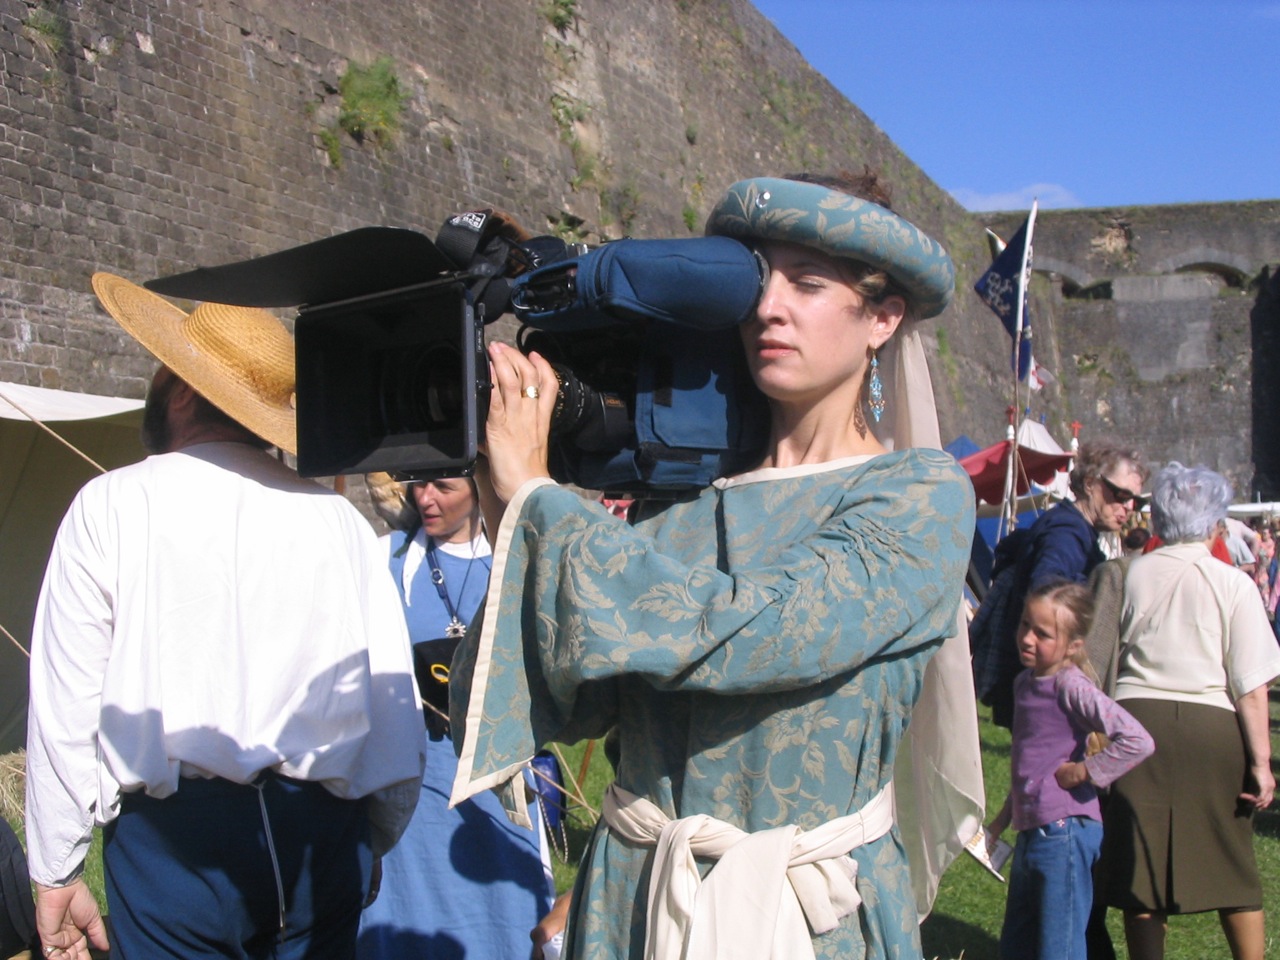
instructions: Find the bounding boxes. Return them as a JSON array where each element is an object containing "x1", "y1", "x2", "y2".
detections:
[
  {"x1": 786, "y1": 168, "x2": 895, "y2": 208},
  {"x1": 1123, "y1": 526, "x2": 1151, "y2": 552}
]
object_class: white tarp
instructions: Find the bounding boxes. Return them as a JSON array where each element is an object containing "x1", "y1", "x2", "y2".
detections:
[
  {"x1": 0, "y1": 381, "x2": 145, "y2": 422},
  {"x1": 0, "y1": 382, "x2": 146, "y2": 754},
  {"x1": 1229, "y1": 502, "x2": 1280, "y2": 519}
]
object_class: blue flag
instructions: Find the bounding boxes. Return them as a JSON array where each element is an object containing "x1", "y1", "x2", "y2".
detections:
[{"x1": 974, "y1": 212, "x2": 1035, "y2": 380}]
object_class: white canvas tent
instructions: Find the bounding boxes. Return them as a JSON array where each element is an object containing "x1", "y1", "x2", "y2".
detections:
[
  {"x1": 1014, "y1": 418, "x2": 1072, "y2": 500},
  {"x1": 0, "y1": 382, "x2": 146, "y2": 754}
]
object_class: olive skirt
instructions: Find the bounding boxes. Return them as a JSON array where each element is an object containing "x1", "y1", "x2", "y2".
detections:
[{"x1": 1101, "y1": 698, "x2": 1262, "y2": 914}]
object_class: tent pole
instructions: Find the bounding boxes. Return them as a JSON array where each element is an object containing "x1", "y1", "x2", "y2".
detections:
[{"x1": 0, "y1": 621, "x2": 29, "y2": 658}]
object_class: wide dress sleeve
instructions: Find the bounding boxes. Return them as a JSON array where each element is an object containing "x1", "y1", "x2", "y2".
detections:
[{"x1": 451, "y1": 450, "x2": 974, "y2": 800}]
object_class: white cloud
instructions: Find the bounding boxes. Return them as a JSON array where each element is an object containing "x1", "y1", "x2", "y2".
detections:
[{"x1": 948, "y1": 183, "x2": 1083, "y2": 212}]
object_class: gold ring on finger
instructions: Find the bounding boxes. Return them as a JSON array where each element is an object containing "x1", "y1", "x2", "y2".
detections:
[{"x1": 522, "y1": 385, "x2": 540, "y2": 400}]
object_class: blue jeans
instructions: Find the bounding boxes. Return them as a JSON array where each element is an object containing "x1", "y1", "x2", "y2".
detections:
[{"x1": 999, "y1": 815, "x2": 1103, "y2": 960}]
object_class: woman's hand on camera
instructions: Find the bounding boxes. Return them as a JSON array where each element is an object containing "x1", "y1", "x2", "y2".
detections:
[{"x1": 485, "y1": 341, "x2": 556, "y2": 503}]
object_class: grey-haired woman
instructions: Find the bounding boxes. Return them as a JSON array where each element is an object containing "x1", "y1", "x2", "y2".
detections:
[{"x1": 1102, "y1": 462, "x2": 1280, "y2": 960}]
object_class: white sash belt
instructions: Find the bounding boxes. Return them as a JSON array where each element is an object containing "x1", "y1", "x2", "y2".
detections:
[{"x1": 600, "y1": 781, "x2": 896, "y2": 960}]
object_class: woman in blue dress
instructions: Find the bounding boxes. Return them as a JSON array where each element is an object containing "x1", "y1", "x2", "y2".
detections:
[
  {"x1": 358, "y1": 477, "x2": 553, "y2": 960},
  {"x1": 452, "y1": 171, "x2": 983, "y2": 960}
]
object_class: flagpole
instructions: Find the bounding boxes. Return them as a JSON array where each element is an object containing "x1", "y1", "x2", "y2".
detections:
[
  {"x1": 1002, "y1": 200, "x2": 1038, "y2": 536},
  {"x1": 999, "y1": 408, "x2": 1016, "y2": 541}
]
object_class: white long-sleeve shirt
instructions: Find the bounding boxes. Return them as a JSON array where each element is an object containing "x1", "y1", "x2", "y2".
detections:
[{"x1": 25, "y1": 442, "x2": 425, "y2": 885}]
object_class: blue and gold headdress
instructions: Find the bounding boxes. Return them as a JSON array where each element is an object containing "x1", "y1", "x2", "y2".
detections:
[{"x1": 705, "y1": 177, "x2": 955, "y2": 319}]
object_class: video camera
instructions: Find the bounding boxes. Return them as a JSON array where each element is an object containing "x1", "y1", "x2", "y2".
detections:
[{"x1": 145, "y1": 211, "x2": 770, "y2": 494}]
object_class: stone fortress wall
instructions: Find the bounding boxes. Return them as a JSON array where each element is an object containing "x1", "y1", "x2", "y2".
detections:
[
  {"x1": 985, "y1": 203, "x2": 1280, "y2": 497},
  {"x1": 2, "y1": 0, "x2": 1277, "y2": 499}
]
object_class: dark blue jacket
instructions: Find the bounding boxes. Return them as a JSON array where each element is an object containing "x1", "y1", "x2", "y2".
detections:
[
  {"x1": 1026, "y1": 499, "x2": 1107, "y2": 588},
  {"x1": 970, "y1": 500, "x2": 1104, "y2": 727}
]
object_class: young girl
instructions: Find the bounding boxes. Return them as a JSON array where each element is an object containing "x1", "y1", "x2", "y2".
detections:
[{"x1": 987, "y1": 580, "x2": 1155, "y2": 960}]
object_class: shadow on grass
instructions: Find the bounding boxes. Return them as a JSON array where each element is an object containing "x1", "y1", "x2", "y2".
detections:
[
  {"x1": 980, "y1": 737, "x2": 1011, "y2": 759},
  {"x1": 1255, "y1": 808, "x2": 1280, "y2": 840},
  {"x1": 921, "y1": 912, "x2": 999, "y2": 960}
]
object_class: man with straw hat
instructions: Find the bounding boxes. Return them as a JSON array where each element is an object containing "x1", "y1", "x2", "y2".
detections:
[{"x1": 24, "y1": 275, "x2": 426, "y2": 960}]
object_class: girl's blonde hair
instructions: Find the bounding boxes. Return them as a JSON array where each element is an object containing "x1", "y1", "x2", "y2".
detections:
[{"x1": 1025, "y1": 579, "x2": 1101, "y2": 686}]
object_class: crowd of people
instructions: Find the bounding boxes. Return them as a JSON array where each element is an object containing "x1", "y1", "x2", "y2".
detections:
[
  {"x1": 10, "y1": 167, "x2": 1277, "y2": 960},
  {"x1": 976, "y1": 458, "x2": 1279, "y2": 960}
]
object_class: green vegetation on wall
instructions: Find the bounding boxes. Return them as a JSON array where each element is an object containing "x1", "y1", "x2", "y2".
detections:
[
  {"x1": 23, "y1": 4, "x2": 68, "y2": 57},
  {"x1": 547, "y1": 210, "x2": 589, "y2": 244},
  {"x1": 602, "y1": 181, "x2": 641, "y2": 234},
  {"x1": 312, "y1": 56, "x2": 408, "y2": 169},
  {"x1": 337, "y1": 57, "x2": 407, "y2": 150},
  {"x1": 317, "y1": 125, "x2": 343, "y2": 169},
  {"x1": 23, "y1": 3, "x2": 71, "y2": 89},
  {"x1": 549, "y1": 91, "x2": 600, "y2": 192},
  {"x1": 541, "y1": 0, "x2": 579, "y2": 33},
  {"x1": 752, "y1": 69, "x2": 825, "y2": 168},
  {"x1": 935, "y1": 327, "x2": 965, "y2": 412}
]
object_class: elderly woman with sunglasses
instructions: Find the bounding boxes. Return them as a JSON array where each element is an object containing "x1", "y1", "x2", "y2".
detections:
[
  {"x1": 973, "y1": 440, "x2": 1147, "y2": 727},
  {"x1": 448, "y1": 171, "x2": 983, "y2": 960},
  {"x1": 1101, "y1": 463, "x2": 1280, "y2": 960}
]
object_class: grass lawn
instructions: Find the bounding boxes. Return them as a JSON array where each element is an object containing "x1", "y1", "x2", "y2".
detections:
[
  {"x1": 919, "y1": 693, "x2": 1280, "y2": 959},
  {"x1": 549, "y1": 692, "x2": 1280, "y2": 960},
  {"x1": 6, "y1": 686, "x2": 1277, "y2": 959}
]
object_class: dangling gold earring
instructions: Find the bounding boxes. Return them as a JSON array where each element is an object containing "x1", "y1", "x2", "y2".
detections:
[
  {"x1": 854, "y1": 347, "x2": 871, "y2": 439},
  {"x1": 853, "y1": 394, "x2": 869, "y2": 439}
]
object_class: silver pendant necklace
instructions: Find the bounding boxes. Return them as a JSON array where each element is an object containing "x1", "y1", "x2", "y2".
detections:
[{"x1": 426, "y1": 537, "x2": 479, "y2": 638}]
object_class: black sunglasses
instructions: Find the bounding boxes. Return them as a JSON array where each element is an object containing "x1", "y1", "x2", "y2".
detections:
[{"x1": 1100, "y1": 475, "x2": 1146, "y2": 509}]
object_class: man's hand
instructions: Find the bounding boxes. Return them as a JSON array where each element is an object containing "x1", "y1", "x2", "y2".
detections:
[{"x1": 35, "y1": 878, "x2": 109, "y2": 959}]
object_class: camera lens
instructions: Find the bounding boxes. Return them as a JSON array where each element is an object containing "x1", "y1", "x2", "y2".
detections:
[
  {"x1": 548, "y1": 363, "x2": 632, "y2": 452},
  {"x1": 382, "y1": 343, "x2": 462, "y2": 433}
]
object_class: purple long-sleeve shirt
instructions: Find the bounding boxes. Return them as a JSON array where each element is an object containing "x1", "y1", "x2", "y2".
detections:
[{"x1": 1009, "y1": 665, "x2": 1154, "y2": 831}]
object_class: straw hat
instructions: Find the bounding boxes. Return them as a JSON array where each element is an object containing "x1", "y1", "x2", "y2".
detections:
[{"x1": 91, "y1": 272, "x2": 297, "y2": 454}]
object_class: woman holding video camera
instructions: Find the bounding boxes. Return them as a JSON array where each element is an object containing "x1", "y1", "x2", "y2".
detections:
[{"x1": 451, "y1": 172, "x2": 981, "y2": 960}]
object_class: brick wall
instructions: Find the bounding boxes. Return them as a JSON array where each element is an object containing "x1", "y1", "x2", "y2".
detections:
[{"x1": 2, "y1": 0, "x2": 1278, "y2": 498}]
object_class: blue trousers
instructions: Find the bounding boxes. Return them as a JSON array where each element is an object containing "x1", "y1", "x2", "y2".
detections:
[
  {"x1": 999, "y1": 816, "x2": 1103, "y2": 960},
  {"x1": 104, "y1": 774, "x2": 371, "y2": 960}
]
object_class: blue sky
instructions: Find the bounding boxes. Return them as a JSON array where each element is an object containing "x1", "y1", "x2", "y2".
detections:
[{"x1": 749, "y1": 0, "x2": 1280, "y2": 211}]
